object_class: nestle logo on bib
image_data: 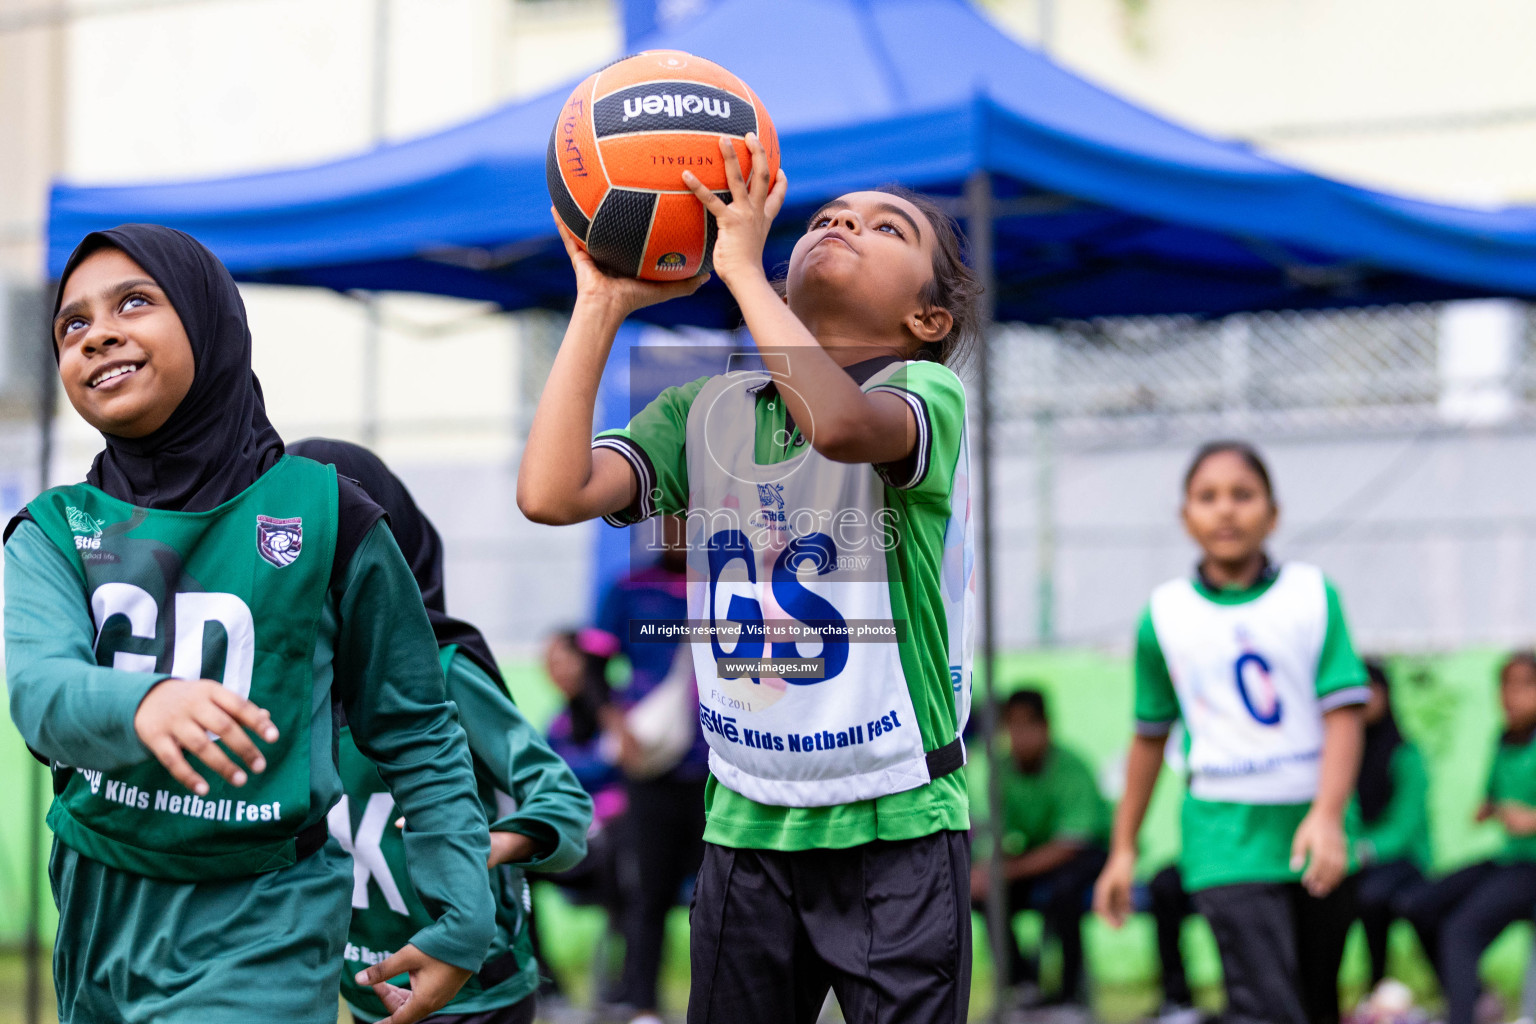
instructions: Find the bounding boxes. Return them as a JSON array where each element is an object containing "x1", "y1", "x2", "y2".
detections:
[
  {"x1": 256, "y1": 515, "x2": 303, "y2": 568},
  {"x1": 623, "y1": 93, "x2": 732, "y2": 122}
]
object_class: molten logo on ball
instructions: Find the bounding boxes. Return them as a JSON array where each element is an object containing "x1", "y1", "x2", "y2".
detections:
[{"x1": 622, "y1": 93, "x2": 732, "y2": 123}]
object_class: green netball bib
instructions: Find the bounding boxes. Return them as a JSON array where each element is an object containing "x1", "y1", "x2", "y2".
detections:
[{"x1": 28, "y1": 455, "x2": 337, "y2": 880}]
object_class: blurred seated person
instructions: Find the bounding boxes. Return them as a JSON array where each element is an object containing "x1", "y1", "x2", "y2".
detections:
[
  {"x1": 1353, "y1": 657, "x2": 1434, "y2": 993},
  {"x1": 972, "y1": 689, "x2": 1111, "y2": 1008},
  {"x1": 1399, "y1": 651, "x2": 1536, "y2": 1024}
]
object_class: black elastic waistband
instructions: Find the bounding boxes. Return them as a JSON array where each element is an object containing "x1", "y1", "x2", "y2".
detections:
[
  {"x1": 295, "y1": 820, "x2": 330, "y2": 861},
  {"x1": 925, "y1": 738, "x2": 965, "y2": 780}
]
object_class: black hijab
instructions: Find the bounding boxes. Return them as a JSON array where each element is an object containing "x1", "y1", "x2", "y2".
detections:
[
  {"x1": 1357, "y1": 658, "x2": 1403, "y2": 824},
  {"x1": 286, "y1": 438, "x2": 504, "y2": 688},
  {"x1": 54, "y1": 224, "x2": 284, "y2": 512}
]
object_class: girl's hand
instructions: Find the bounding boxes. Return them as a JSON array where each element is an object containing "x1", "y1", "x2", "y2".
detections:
[
  {"x1": 1475, "y1": 800, "x2": 1496, "y2": 823},
  {"x1": 969, "y1": 861, "x2": 992, "y2": 904},
  {"x1": 1093, "y1": 849, "x2": 1138, "y2": 928},
  {"x1": 553, "y1": 208, "x2": 708, "y2": 319},
  {"x1": 488, "y1": 829, "x2": 543, "y2": 868},
  {"x1": 1291, "y1": 810, "x2": 1347, "y2": 897},
  {"x1": 682, "y1": 132, "x2": 787, "y2": 290},
  {"x1": 355, "y1": 943, "x2": 474, "y2": 1024},
  {"x1": 133, "y1": 678, "x2": 278, "y2": 795},
  {"x1": 1497, "y1": 802, "x2": 1536, "y2": 837}
]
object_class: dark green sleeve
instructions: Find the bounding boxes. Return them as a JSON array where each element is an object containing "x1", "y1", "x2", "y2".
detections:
[
  {"x1": 1134, "y1": 605, "x2": 1179, "y2": 735},
  {"x1": 4, "y1": 520, "x2": 169, "y2": 770},
  {"x1": 592, "y1": 375, "x2": 709, "y2": 525},
  {"x1": 335, "y1": 524, "x2": 494, "y2": 972},
  {"x1": 1361, "y1": 743, "x2": 1431, "y2": 865},
  {"x1": 1316, "y1": 580, "x2": 1369, "y2": 710},
  {"x1": 445, "y1": 651, "x2": 592, "y2": 873}
]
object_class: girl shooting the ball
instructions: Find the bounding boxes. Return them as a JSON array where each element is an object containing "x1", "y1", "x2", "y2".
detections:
[
  {"x1": 5, "y1": 225, "x2": 495, "y2": 1024},
  {"x1": 519, "y1": 134, "x2": 978, "y2": 1024}
]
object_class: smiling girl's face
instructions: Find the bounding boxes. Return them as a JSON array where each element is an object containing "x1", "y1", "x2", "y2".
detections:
[{"x1": 54, "y1": 247, "x2": 195, "y2": 438}]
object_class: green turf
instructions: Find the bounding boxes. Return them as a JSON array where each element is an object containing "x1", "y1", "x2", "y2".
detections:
[{"x1": 0, "y1": 647, "x2": 1529, "y2": 1020}]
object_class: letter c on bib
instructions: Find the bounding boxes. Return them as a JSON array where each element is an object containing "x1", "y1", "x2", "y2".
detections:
[{"x1": 1234, "y1": 651, "x2": 1282, "y2": 726}]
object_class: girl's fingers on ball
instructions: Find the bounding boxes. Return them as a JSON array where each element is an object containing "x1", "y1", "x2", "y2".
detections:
[
  {"x1": 746, "y1": 133, "x2": 769, "y2": 189},
  {"x1": 765, "y1": 170, "x2": 788, "y2": 219},
  {"x1": 682, "y1": 172, "x2": 728, "y2": 215},
  {"x1": 718, "y1": 135, "x2": 748, "y2": 200}
]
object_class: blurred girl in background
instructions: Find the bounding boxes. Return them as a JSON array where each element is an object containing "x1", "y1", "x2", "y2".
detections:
[{"x1": 1095, "y1": 440, "x2": 1368, "y2": 1024}]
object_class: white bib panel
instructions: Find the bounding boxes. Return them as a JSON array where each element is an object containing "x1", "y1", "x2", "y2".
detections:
[
  {"x1": 1149, "y1": 563, "x2": 1329, "y2": 804},
  {"x1": 683, "y1": 367, "x2": 960, "y2": 807}
]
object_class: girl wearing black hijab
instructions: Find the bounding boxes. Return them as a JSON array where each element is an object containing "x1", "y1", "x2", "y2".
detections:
[
  {"x1": 1352, "y1": 658, "x2": 1434, "y2": 990},
  {"x1": 4, "y1": 225, "x2": 495, "y2": 1024},
  {"x1": 289, "y1": 438, "x2": 593, "y2": 1024}
]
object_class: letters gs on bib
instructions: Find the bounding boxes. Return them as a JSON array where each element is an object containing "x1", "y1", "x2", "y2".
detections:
[{"x1": 708, "y1": 529, "x2": 850, "y2": 684}]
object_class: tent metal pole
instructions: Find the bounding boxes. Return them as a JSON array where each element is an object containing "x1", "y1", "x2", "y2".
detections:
[
  {"x1": 27, "y1": 298, "x2": 58, "y2": 1024},
  {"x1": 1035, "y1": 407, "x2": 1056, "y2": 645},
  {"x1": 966, "y1": 169, "x2": 1009, "y2": 1023},
  {"x1": 361, "y1": 294, "x2": 382, "y2": 447}
]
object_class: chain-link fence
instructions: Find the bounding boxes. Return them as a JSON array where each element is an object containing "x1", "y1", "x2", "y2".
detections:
[
  {"x1": 977, "y1": 300, "x2": 1536, "y2": 653},
  {"x1": 990, "y1": 303, "x2": 1473, "y2": 447}
]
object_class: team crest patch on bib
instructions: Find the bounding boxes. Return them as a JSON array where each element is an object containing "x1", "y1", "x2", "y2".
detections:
[{"x1": 256, "y1": 515, "x2": 303, "y2": 567}]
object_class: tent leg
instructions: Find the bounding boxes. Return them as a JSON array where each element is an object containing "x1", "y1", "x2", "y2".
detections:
[
  {"x1": 966, "y1": 170, "x2": 1010, "y2": 1023},
  {"x1": 27, "y1": 302, "x2": 58, "y2": 1024},
  {"x1": 361, "y1": 293, "x2": 382, "y2": 447}
]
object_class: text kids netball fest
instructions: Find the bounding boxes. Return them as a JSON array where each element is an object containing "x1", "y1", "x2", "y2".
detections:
[{"x1": 7, "y1": 3, "x2": 1536, "y2": 1024}]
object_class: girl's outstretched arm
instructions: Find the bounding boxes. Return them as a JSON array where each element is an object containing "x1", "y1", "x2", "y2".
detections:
[
  {"x1": 682, "y1": 138, "x2": 919, "y2": 467},
  {"x1": 517, "y1": 214, "x2": 708, "y2": 525},
  {"x1": 1292, "y1": 704, "x2": 1364, "y2": 897},
  {"x1": 1094, "y1": 732, "x2": 1164, "y2": 927}
]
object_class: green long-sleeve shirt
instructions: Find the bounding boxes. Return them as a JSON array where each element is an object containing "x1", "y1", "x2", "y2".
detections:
[
  {"x1": 1358, "y1": 743, "x2": 1432, "y2": 870},
  {"x1": 6, "y1": 517, "x2": 495, "y2": 1023},
  {"x1": 340, "y1": 649, "x2": 592, "y2": 1019}
]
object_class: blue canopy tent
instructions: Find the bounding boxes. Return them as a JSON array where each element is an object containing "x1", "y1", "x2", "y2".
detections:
[
  {"x1": 47, "y1": 0, "x2": 1536, "y2": 321},
  {"x1": 39, "y1": 2, "x2": 1536, "y2": 1013}
]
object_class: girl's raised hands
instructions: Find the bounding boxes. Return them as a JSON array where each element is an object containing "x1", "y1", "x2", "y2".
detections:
[
  {"x1": 682, "y1": 132, "x2": 787, "y2": 289},
  {"x1": 553, "y1": 208, "x2": 709, "y2": 319}
]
